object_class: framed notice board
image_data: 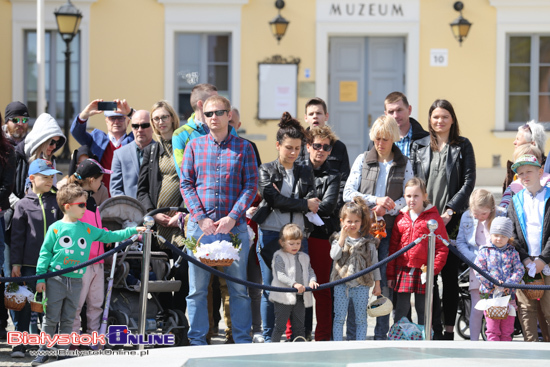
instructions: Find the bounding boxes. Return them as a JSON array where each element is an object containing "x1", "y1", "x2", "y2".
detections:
[{"x1": 257, "y1": 55, "x2": 300, "y2": 121}]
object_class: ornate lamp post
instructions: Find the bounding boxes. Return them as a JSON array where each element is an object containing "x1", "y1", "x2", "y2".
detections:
[{"x1": 54, "y1": 0, "x2": 82, "y2": 160}]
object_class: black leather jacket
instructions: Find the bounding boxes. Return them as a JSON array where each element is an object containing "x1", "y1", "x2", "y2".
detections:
[
  {"x1": 137, "y1": 141, "x2": 182, "y2": 212},
  {"x1": 252, "y1": 159, "x2": 316, "y2": 232},
  {"x1": 410, "y1": 135, "x2": 476, "y2": 231},
  {"x1": 310, "y1": 160, "x2": 341, "y2": 239}
]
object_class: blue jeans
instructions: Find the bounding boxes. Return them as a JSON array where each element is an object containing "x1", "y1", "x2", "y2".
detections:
[
  {"x1": 186, "y1": 221, "x2": 251, "y2": 345},
  {"x1": 374, "y1": 235, "x2": 392, "y2": 339},
  {"x1": 333, "y1": 284, "x2": 370, "y2": 341},
  {"x1": 0, "y1": 217, "x2": 5, "y2": 269}
]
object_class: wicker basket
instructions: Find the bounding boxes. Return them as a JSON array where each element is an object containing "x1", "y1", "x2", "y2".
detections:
[
  {"x1": 367, "y1": 296, "x2": 393, "y2": 317},
  {"x1": 523, "y1": 278, "x2": 545, "y2": 300},
  {"x1": 30, "y1": 292, "x2": 46, "y2": 314},
  {"x1": 4, "y1": 294, "x2": 26, "y2": 311},
  {"x1": 486, "y1": 305, "x2": 508, "y2": 320},
  {"x1": 195, "y1": 234, "x2": 235, "y2": 267}
]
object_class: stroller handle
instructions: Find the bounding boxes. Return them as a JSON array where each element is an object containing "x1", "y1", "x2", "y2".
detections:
[{"x1": 145, "y1": 207, "x2": 188, "y2": 219}]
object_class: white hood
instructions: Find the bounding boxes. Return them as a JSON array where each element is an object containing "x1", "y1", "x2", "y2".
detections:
[{"x1": 24, "y1": 113, "x2": 66, "y2": 158}]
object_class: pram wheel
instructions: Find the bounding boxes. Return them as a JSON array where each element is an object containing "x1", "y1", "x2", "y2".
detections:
[
  {"x1": 106, "y1": 310, "x2": 127, "y2": 349},
  {"x1": 167, "y1": 309, "x2": 189, "y2": 346}
]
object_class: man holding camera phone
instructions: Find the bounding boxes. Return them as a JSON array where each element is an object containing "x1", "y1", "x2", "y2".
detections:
[{"x1": 70, "y1": 99, "x2": 136, "y2": 195}]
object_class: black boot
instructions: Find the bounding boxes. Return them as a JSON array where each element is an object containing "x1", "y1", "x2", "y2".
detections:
[{"x1": 443, "y1": 331, "x2": 454, "y2": 340}]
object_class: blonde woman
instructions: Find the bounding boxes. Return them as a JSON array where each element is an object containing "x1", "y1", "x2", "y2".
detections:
[
  {"x1": 343, "y1": 115, "x2": 414, "y2": 340},
  {"x1": 137, "y1": 100, "x2": 187, "y2": 314}
]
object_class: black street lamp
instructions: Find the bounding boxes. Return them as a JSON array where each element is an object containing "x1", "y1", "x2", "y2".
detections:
[
  {"x1": 269, "y1": 0, "x2": 289, "y2": 44},
  {"x1": 54, "y1": 0, "x2": 82, "y2": 160},
  {"x1": 450, "y1": 1, "x2": 472, "y2": 47}
]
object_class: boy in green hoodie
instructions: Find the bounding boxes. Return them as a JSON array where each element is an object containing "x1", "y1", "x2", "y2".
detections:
[{"x1": 32, "y1": 183, "x2": 144, "y2": 365}]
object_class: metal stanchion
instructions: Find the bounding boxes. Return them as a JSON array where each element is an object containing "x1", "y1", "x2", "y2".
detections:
[
  {"x1": 137, "y1": 216, "x2": 154, "y2": 350},
  {"x1": 424, "y1": 219, "x2": 438, "y2": 340}
]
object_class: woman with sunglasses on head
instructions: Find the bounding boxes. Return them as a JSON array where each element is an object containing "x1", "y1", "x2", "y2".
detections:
[
  {"x1": 251, "y1": 112, "x2": 320, "y2": 342},
  {"x1": 137, "y1": 101, "x2": 188, "y2": 314},
  {"x1": 503, "y1": 120, "x2": 546, "y2": 191},
  {"x1": 410, "y1": 99, "x2": 476, "y2": 340},
  {"x1": 343, "y1": 115, "x2": 413, "y2": 340},
  {"x1": 61, "y1": 158, "x2": 113, "y2": 341}
]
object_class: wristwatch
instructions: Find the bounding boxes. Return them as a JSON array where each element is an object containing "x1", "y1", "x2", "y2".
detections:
[
  {"x1": 445, "y1": 208, "x2": 454, "y2": 216},
  {"x1": 127, "y1": 108, "x2": 135, "y2": 118}
]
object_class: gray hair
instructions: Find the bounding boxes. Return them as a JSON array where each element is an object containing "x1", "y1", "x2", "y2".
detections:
[{"x1": 519, "y1": 120, "x2": 546, "y2": 153}]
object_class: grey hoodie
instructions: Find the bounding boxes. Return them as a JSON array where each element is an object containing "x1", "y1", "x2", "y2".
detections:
[{"x1": 24, "y1": 113, "x2": 66, "y2": 159}]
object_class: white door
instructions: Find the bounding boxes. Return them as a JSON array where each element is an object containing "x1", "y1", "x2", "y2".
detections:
[{"x1": 329, "y1": 37, "x2": 405, "y2": 162}]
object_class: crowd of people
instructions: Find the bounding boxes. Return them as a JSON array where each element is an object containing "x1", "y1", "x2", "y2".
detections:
[{"x1": 0, "y1": 86, "x2": 549, "y2": 364}]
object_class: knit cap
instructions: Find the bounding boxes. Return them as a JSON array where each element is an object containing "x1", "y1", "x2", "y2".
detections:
[{"x1": 490, "y1": 217, "x2": 513, "y2": 239}]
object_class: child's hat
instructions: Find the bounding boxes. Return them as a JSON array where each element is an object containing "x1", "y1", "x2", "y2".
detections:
[
  {"x1": 74, "y1": 158, "x2": 112, "y2": 180},
  {"x1": 490, "y1": 217, "x2": 513, "y2": 239},
  {"x1": 28, "y1": 159, "x2": 62, "y2": 177},
  {"x1": 511, "y1": 154, "x2": 541, "y2": 173}
]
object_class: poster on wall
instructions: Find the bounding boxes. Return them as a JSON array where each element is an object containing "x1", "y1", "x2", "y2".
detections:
[{"x1": 258, "y1": 58, "x2": 299, "y2": 120}]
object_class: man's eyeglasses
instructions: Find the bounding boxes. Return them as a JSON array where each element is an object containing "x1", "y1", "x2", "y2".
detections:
[
  {"x1": 312, "y1": 143, "x2": 333, "y2": 152},
  {"x1": 67, "y1": 202, "x2": 86, "y2": 208},
  {"x1": 9, "y1": 117, "x2": 29, "y2": 124},
  {"x1": 204, "y1": 110, "x2": 228, "y2": 118},
  {"x1": 108, "y1": 116, "x2": 126, "y2": 122},
  {"x1": 132, "y1": 123, "x2": 151, "y2": 130},
  {"x1": 152, "y1": 115, "x2": 171, "y2": 123},
  {"x1": 49, "y1": 139, "x2": 60, "y2": 147}
]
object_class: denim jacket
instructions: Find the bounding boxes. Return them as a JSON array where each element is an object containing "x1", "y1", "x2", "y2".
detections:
[{"x1": 455, "y1": 206, "x2": 506, "y2": 264}]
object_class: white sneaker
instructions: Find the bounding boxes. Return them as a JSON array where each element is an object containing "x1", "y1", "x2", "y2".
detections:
[{"x1": 252, "y1": 333, "x2": 265, "y2": 343}]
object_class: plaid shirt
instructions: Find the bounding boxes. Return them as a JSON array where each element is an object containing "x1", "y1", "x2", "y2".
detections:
[
  {"x1": 181, "y1": 133, "x2": 258, "y2": 225},
  {"x1": 394, "y1": 125, "x2": 413, "y2": 158}
]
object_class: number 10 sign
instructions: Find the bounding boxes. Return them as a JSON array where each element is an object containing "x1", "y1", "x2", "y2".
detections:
[{"x1": 430, "y1": 49, "x2": 448, "y2": 67}]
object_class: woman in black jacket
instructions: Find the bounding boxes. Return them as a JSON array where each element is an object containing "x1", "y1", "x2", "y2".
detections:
[
  {"x1": 137, "y1": 101, "x2": 187, "y2": 313},
  {"x1": 305, "y1": 126, "x2": 341, "y2": 341},
  {"x1": 251, "y1": 112, "x2": 319, "y2": 342},
  {"x1": 410, "y1": 99, "x2": 476, "y2": 340}
]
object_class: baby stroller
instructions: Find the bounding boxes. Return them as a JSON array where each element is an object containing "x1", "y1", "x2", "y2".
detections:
[
  {"x1": 99, "y1": 196, "x2": 189, "y2": 347},
  {"x1": 455, "y1": 267, "x2": 487, "y2": 340}
]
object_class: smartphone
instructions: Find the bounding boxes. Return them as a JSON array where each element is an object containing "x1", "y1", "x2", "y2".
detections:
[{"x1": 97, "y1": 101, "x2": 117, "y2": 111}]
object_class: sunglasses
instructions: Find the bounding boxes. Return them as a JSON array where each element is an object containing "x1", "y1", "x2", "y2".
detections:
[
  {"x1": 67, "y1": 202, "x2": 86, "y2": 208},
  {"x1": 132, "y1": 123, "x2": 151, "y2": 130},
  {"x1": 521, "y1": 123, "x2": 532, "y2": 134},
  {"x1": 152, "y1": 114, "x2": 171, "y2": 123},
  {"x1": 10, "y1": 117, "x2": 29, "y2": 124},
  {"x1": 204, "y1": 110, "x2": 228, "y2": 118},
  {"x1": 49, "y1": 139, "x2": 60, "y2": 147},
  {"x1": 312, "y1": 143, "x2": 332, "y2": 152}
]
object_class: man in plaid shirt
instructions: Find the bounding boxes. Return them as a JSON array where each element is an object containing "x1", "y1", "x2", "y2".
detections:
[{"x1": 181, "y1": 95, "x2": 258, "y2": 345}]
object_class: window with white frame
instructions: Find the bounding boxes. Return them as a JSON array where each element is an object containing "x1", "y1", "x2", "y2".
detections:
[
  {"x1": 507, "y1": 35, "x2": 550, "y2": 127},
  {"x1": 174, "y1": 33, "x2": 231, "y2": 120},
  {"x1": 24, "y1": 30, "x2": 80, "y2": 124}
]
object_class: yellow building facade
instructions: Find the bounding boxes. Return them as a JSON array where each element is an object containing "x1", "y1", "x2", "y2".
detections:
[{"x1": 2, "y1": 0, "x2": 550, "y2": 184}]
